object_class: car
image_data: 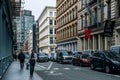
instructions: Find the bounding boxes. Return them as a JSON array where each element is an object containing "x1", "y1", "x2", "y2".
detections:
[
  {"x1": 72, "y1": 51, "x2": 82, "y2": 65},
  {"x1": 37, "y1": 52, "x2": 49, "y2": 62},
  {"x1": 56, "y1": 50, "x2": 73, "y2": 63},
  {"x1": 79, "y1": 54, "x2": 90, "y2": 66},
  {"x1": 90, "y1": 51, "x2": 120, "y2": 73},
  {"x1": 110, "y1": 45, "x2": 120, "y2": 54}
]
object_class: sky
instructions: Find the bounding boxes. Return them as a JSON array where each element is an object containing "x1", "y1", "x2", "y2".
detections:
[{"x1": 24, "y1": 0, "x2": 56, "y2": 20}]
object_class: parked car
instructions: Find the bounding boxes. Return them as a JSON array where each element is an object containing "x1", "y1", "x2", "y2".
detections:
[
  {"x1": 72, "y1": 51, "x2": 82, "y2": 65},
  {"x1": 56, "y1": 51, "x2": 73, "y2": 63},
  {"x1": 90, "y1": 51, "x2": 120, "y2": 73},
  {"x1": 79, "y1": 54, "x2": 90, "y2": 66},
  {"x1": 110, "y1": 45, "x2": 120, "y2": 54},
  {"x1": 37, "y1": 52, "x2": 49, "y2": 62}
]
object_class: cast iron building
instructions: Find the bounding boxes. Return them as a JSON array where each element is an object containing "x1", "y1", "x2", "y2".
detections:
[
  {"x1": 56, "y1": 0, "x2": 78, "y2": 51},
  {"x1": 38, "y1": 6, "x2": 56, "y2": 53},
  {"x1": 77, "y1": 0, "x2": 118, "y2": 51}
]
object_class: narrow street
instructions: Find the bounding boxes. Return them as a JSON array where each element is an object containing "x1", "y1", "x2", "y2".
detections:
[{"x1": 35, "y1": 62, "x2": 120, "y2": 80}]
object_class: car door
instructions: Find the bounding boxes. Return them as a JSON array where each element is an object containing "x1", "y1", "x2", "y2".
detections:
[{"x1": 97, "y1": 52, "x2": 106, "y2": 68}]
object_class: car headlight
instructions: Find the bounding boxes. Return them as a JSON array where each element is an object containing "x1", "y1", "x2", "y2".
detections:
[{"x1": 112, "y1": 60, "x2": 120, "y2": 64}]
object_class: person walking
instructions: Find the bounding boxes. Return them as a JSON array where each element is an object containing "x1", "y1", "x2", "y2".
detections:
[
  {"x1": 29, "y1": 49, "x2": 37, "y2": 77},
  {"x1": 18, "y1": 50, "x2": 25, "y2": 69}
]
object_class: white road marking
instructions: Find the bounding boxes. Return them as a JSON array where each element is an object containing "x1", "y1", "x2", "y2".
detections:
[
  {"x1": 63, "y1": 68, "x2": 70, "y2": 70},
  {"x1": 53, "y1": 68, "x2": 59, "y2": 70},
  {"x1": 35, "y1": 62, "x2": 53, "y2": 70},
  {"x1": 47, "y1": 62, "x2": 53, "y2": 70},
  {"x1": 48, "y1": 73, "x2": 63, "y2": 76},
  {"x1": 35, "y1": 64, "x2": 48, "y2": 70},
  {"x1": 50, "y1": 70, "x2": 55, "y2": 74},
  {"x1": 74, "y1": 67, "x2": 81, "y2": 70}
]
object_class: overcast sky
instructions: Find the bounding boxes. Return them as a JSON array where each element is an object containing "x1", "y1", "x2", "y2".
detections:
[{"x1": 24, "y1": 0, "x2": 56, "y2": 20}]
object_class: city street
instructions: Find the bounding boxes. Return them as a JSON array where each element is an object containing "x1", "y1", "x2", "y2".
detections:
[{"x1": 35, "y1": 62, "x2": 120, "y2": 80}]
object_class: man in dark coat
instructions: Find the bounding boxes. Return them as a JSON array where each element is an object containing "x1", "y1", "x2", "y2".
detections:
[{"x1": 18, "y1": 50, "x2": 25, "y2": 69}]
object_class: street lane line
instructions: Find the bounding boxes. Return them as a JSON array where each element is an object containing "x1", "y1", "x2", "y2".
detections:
[
  {"x1": 36, "y1": 64, "x2": 48, "y2": 70},
  {"x1": 47, "y1": 62, "x2": 53, "y2": 70}
]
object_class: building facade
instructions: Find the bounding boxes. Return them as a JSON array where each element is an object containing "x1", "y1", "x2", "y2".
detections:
[
  {"x1": 77, "y1": 0, "x2": 119, "y2": 51},
  {"x1": 0, "y1": 0, "x2": 21, "y2": 78},
  {"x1": 16, "y1": 10, "x2": 34, "y2": 50},
  {"x1": 27, "y1": 30, "x2": 33, "y2": 53},
  {"x1": 56, "y1": 0, "x2": 78, "y2": 52},
  {"x1": 38, "y1": 6, "x2": 56, "y2": 53}
]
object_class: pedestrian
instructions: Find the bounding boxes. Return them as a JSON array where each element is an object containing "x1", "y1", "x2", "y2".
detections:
[
  {"x1": 18, "y1": 50, "x2": 25, "y2": 70},
  {"x1": 29, "y1": 49, "x2": 37, "y2": 77}
]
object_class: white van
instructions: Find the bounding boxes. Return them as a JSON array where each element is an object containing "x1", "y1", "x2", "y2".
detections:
[{"x1": 110, "y1": 45, "x2": 120, "y2": 54}]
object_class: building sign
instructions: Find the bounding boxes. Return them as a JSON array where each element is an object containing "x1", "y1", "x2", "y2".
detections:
[
  {"x1": 103, "y1": 20, "x2": 115, "y2": 37},
  {"x1": 84, "y1": 29, "x2": 91, "y2": 39}
]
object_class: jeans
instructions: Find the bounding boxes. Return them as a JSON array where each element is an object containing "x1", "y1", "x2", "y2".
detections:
[
  {"x1": 20, "y1": 62, "x2": 24, "y2": 69},
  {"x1": 30, "y1": 60, "x2": 35, "y2": 76}
]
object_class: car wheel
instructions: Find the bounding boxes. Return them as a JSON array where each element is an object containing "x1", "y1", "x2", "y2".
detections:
[
  {"x1": 90, "y1": 63, "x2": 95, "y2": 70},
  {"x1": 105, "y1": 65, "x2": 111, "y2": 73}
]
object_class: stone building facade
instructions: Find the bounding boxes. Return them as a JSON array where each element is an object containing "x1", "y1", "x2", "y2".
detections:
[
  {"x1": 56, "y1": 0, "x2": 78, "y2": 51},
  {"x1": 77, "y1": 0, "x2": 119, "y2": 51}
]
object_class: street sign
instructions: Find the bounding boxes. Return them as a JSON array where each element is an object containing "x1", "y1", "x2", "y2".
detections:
[{"x1": 84, "y1": 29, "x2": 91, "y2": 39}]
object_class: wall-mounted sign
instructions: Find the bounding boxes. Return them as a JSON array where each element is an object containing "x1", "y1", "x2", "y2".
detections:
[
  {"x1": 103, "y1": 20, "x2": 115, "y2": 37},
  {"x1": 84, "y1": 29, "x2": 91, "y2": 39}
]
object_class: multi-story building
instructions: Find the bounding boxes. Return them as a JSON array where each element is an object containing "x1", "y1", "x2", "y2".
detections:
[
  {"x1": 16, "y1": 10, "x2": 34, "y2": 50},
  {"x1": 38, "y1": 6, "x2": 56, "y2": 53},
  {"x1": 0, "y1": 0, "x2": 21, "y2": 78},
  {"x1": 56, "y1": 0, "x2": 78, "y2": 51},
  {"x1": 27, "y1": 30, "x2": 33, "y2": 53},
  {"x1": 77, "y1": 0, "x2": 118, "y2": 51}
]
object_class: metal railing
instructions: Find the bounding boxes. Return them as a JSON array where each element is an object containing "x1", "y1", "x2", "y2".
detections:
[{"x1": 0, "y1": 55, "x2": 13, "y2": 79}]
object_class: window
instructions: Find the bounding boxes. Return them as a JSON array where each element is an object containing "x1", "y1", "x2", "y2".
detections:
[
  {"x1": 54, "y1": 12, "x2": 56, "y2": 16},
  {"x1": 50, "y1": 37, "x2": 53, "y2": 44},
  {"x1": 85, "y1": 14, "x2": 87, "y2": 27},
  {"x1": 50, "y1": 28, "x2": 53, "y2": 34},
  {"x1": 49, "y1": 12, "x2": 53, "y2": 16},
  {"x1": 81, "y1": 16, "x2": 83, "y2": 29},
  {"x1": 118, "y1": 0, "x2": 120, "y2": 16},
  {"x1": 54, "y1": 20, "x2": 56, "y2": 25},
  {"x1": 49, "y1": 19, "x2": 53, "y2": 25},
  {"x1": 107, "y1": 1, "x2": 111, "y2": 19}
]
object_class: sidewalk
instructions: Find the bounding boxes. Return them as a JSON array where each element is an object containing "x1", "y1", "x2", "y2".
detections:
[{"x1": 1, "y1": 61, "x2": 43, "y2": 80}]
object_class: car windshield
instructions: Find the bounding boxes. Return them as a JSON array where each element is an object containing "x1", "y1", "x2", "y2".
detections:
[
  {"x1": 39, "y1": 53, "x2": 47, "y2": 56},
  {"x1": 106, "y1": 52, "x2": 120, "y2": 59},
  {"x1": 62, "y1": 51, "x2": 69, "y2": 56},
  {"x1": 82, "y1": 54, "x2": 90, "y2": 58}
]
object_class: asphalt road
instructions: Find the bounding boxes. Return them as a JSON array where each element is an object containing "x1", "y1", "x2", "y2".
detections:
[{"x1": 35, "y1": 62, "x2": 120, "y2": 80}]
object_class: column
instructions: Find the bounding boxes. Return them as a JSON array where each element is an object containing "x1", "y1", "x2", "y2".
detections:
[
  {"x1": 84, "y1": 38, "x2": 85, "y2": 50},
  {"x1": 88, "y1": 39, "x2": 90, "y2": 49},
  {"x1": 105, "y1": 37, "x2": 108, "y2": 50},
  {"x1": 98, "y1": 34, "x2": 101, "y2": 50},
  {"x1": 93, "y1": 35, "x2": 95, "y2": 50}
]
